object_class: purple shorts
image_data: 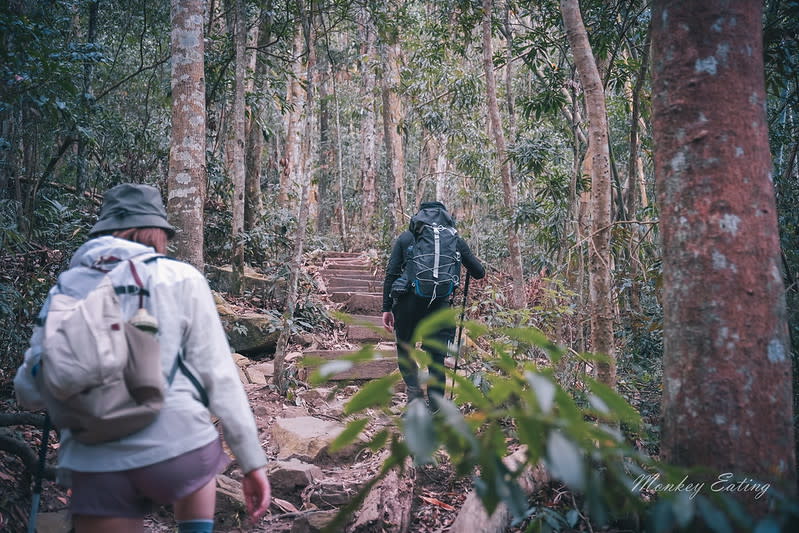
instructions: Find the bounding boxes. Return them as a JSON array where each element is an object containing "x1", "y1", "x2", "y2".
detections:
[{"x1": 69, "y1": 438, "x2": 231, "y2": 518}]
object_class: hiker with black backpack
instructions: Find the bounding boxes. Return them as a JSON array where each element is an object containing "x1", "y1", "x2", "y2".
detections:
[
  {"x1": 14, "y1": 184, "x2": 270, "y2": 533},
  {"x1": 381, "y1": 201, "x2": 485, "y2": 412}
]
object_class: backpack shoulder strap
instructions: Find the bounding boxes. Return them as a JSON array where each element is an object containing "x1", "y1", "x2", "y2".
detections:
[{"x1": 166, "y1": 350, "x2": 209, "y2": 407}]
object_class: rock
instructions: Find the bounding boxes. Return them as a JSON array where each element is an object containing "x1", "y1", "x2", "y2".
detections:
[
  {"x1": 271, "y1": 416, "x2": 362, "y2": 462},
  {"x1": 291, "y1": 332, "x2": 316, "y2": 347},
  {"x1": 216, "y1": 474, "x2": 246, "y2": 511},
  {"x1": 218, "y1": 310, "x2": 281, "y2": 355},
  {"x1": 207, "y1": 265, "x2": 288, "y2": 300},
  {"x1": 267, "y1": 459, "x2": 323, "y2": 494},
  {"x1": 290, "y1": 510, "x2": 339, "y2": 533},
  {"x1": 34, "y1": 510, "x2": 71, "y2": 533},
  {"x1": 247, "y1": 361, "x2": 275, "y2": 385},
  {"x1": 306, "y1": 478, "x2": 364, "y2": 507}
]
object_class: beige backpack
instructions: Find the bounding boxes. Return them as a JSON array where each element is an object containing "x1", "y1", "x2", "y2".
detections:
[{"x1": 36, "y1": 256, "x2": 174, "y2": 444}]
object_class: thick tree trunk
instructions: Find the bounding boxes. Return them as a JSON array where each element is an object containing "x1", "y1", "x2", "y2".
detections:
[
  {"x1": 561, "y1": 0, "x2": 616, "y2": 386},
  {"x1": 380, "y1": 38, "x2": 405, "y2": 230},
  {"x1": 167, "y1": 0, "x2": 207, "y2": 270},
  {"x1": 228, "y1": 0, "x2": 247, "y2": 294},
  {"x1": 652, "y1": 0, "x2": 796, "y2": 507},
  {"x1": 482, "y1": 0, "x2": 525, "y2": 309}
]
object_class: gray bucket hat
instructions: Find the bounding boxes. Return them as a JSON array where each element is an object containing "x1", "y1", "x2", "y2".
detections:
[{"x1": 89, "y1": 183, "x2": 176, "y2": 237}]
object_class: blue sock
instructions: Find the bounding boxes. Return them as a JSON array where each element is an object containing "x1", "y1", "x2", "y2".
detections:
[{"x1": 177, "y1": 519, "x2": 214, "y2": 533}]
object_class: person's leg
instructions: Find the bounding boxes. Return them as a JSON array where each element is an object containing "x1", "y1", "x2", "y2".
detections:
[
  {"x1": 129, "y1": 438, "x2": 230, "y2": 532},
  {"x1": 421, "y1": 299, "x2": 455, "y2": 410},
  {"x1": 393, "y1": 295, "x2": 423, "y2": 401},
  {"x1": 70, "y1": 470, "x2": 147, "y2": 533},
  {"x1": 173, "y1": 477, "x2": 217, "y2": 532}
]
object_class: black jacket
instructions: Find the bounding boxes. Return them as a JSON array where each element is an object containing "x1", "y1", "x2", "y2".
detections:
[{"x1": 382, "y1": 204, "x2": 485, "y2": 312}]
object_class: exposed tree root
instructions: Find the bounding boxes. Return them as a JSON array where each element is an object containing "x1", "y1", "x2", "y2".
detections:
[{"x1": 450, "y1": 447, "x2": 550, "y2": 533}]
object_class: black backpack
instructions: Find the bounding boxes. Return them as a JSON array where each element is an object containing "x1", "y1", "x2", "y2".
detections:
[{"x1": 405, "y1": 205, "x2": 462, "y2": 301}]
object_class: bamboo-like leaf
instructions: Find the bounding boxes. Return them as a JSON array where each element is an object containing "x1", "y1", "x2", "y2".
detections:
[
  {"x1": 329, "y1": 418, "x2": 368, "y2": 453},
  {"x1": 344, "y1": 374, "x2": 400, "y2": 414}
]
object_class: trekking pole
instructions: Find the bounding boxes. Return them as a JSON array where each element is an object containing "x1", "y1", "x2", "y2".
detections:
[
  {"x1": 28, "y1": 413, "x2": 51, "y2": 533},
  {"x1": 450, "y1": 272, "x2": 471, "y2": 401}
]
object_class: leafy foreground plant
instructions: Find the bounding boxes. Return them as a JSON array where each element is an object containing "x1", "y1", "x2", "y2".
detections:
[{"x1": 309, "y1": 311, "x2": 799, "y2": 533}]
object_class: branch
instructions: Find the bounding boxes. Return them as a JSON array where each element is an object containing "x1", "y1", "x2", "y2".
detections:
[
  {"x1": 94, "y1": 54, "x2": 170, "y2": 102},
  {"x1": 0, "y1": 429, "x2": 56, "y2": 482},
  {"x1": 0, "y1": 413, "x2": 46, "y2": 427}
]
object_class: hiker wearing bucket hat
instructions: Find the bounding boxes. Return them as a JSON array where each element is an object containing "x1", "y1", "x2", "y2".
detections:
[
  {"x1": 15, "y1": 183, "x2": 271, "y2": 532},
  {"x1": 89, "y1": 183, "x2": 177, "y2": 238}
]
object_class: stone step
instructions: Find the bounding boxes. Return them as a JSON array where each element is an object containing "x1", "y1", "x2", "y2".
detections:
[
  {"x1": 347, "y1": 323, "x2": 394, "y2": 343},
  {"x1": 320, "y1": 271, "x2": 382, "y2": 282},
  {"x1": 344, "y1": 314, "x2": 384, "y2": 326},
  {"x1": 340, "y1": 293, "x2": 383, "y2": 314},
  {"x1": 325, "y1": 278, "x2": 382, "y2": 291},
  {"x1": 300, "y1": 349, "x2": 397, "y2": 381},
  {"x1": 323, "y1": 251, "x2": 364, "y2": 259}
]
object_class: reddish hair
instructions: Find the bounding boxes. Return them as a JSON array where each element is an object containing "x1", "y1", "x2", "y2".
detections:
[{"x1": 113, "y1": 228, "x2": 168, "y2": 254}]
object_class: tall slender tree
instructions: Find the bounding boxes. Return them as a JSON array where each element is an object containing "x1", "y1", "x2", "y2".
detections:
[
  {"x1": 561, "y1": 0, "x2": 616, "y2": 386},
  {"x1": 229, "y1": 0, "x2": 247, "y2": 293},
  {"x1": 652, "y1": 0, "x2": 796, "y2": 503},
  {"x1": 482, "y1": 0, "x2": 525, "y2": 309},
  {"x1": 380, "y1": 29, "x2": 406, "y2": 230},
  {"x1": 167, "y1": 0, "x2": 207, "y2": 270}
]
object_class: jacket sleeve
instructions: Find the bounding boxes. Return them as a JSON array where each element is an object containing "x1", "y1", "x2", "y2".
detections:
[
  {"x1": 14, "y1": 293, "x2": 54, "y2": 410},
  {"x1": 181, "y1": 274, "x2": 267, "y2": 473},
  {"x1": 382, "y1": 232, "x2": 410, "y2": 312},
  {"x1": 458, "y1": 238, "x2": 486, "y2": 280}
]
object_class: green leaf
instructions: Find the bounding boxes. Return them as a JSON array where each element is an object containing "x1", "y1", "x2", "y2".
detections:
[
  {"x1": 344, "y1": 374, "x2": 401, "y2": 414},
  {"x1": 753, "y1": 517, "x2": 782, "y2": 533},
  {"x1": 402, "y1": 398, "x2": 436, "y2": 464},
  {"x1": 566, "y1": 509, "x2": 580, "y2": 527},
  {"x1": 501, "y1": 327, "x2": 565, "y2": 362},
  {"x1": 671, "y1": 491, "x2": 696, "y2": 528},
  {"x1": 545, "y1": 431, "x2": 585, "y2": 491},
  {"x1": 367, "y1": 429, "x2": 389, "y2": 451},
  {"x1": 329, "y1": 418, "x2": 368, "y2": 453},
  {"x1": 525, "y1": 371, "x2": 556, "y2": 414},
  {"x1": 584, "y1": 376, "x2": 642, "y2": 432},
  {"x1": 412, "y1": 307, "x2": 458, "y2": 343},
  {"x1": 451, "y1": 373, "x2": 491, "y2": 410},
  {"x1": 696, "y1": 496, "x2": 733, "y2": 533},
  {"x1": 312, "y1": 360, "x2": 353, "y2": 384}
]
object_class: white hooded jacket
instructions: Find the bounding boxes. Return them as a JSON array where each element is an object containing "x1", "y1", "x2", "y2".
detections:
[{"x1": 15, "y1": 236, "x2": 267, "y2": 474}]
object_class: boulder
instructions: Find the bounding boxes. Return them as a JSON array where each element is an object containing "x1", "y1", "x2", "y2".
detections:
[
  {"x1": 267, "y1": 459, "x2": 323, "y2": 495},
  {"x1": 207, "y1": 265, "x2": 287, "y2": 300},
  {"x1": 271, "y1": 416, "x2": 363, "y2": 462},
  {"x1": 217, "y1": 309, "x2": 281, "y2": 355}
]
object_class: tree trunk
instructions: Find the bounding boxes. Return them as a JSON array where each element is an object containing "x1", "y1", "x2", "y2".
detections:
[
  {"x1": 450, "y1": 447, "x2": 549, "y2": 533},
  {"x1": 348, "y1": 455, "x2": 415, "y2": 532},
  {"x1": 652, "y1": 0, "x2": 796, "y2": 508},
  {"x1": 380, "y1": 37, "x2": 405, "y2": 231},
  {"x1": 280, "y1": 27, "x2": 305, "y2": 208},
  {"x1": 228, "y1": 0, "x2": 247, "y2": 294},
  {"x1": 359, "y1": 9, "x2": 378, "y2": 231},
  {"x1": 167, "y1": 0, "x2": 207, "y2": 270},
  {"x1": 561, "y1": 0, "x2": 616, "y2": 386},
  {"x1": 482, "y1": 0, "x2": 525, "y2": 309},
  {"x1": 244, "y1": 2, "x2": 272, "y2": 231},
  {"x1": 317, "y1": 54, "x2": 334, "y2": 233}
]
